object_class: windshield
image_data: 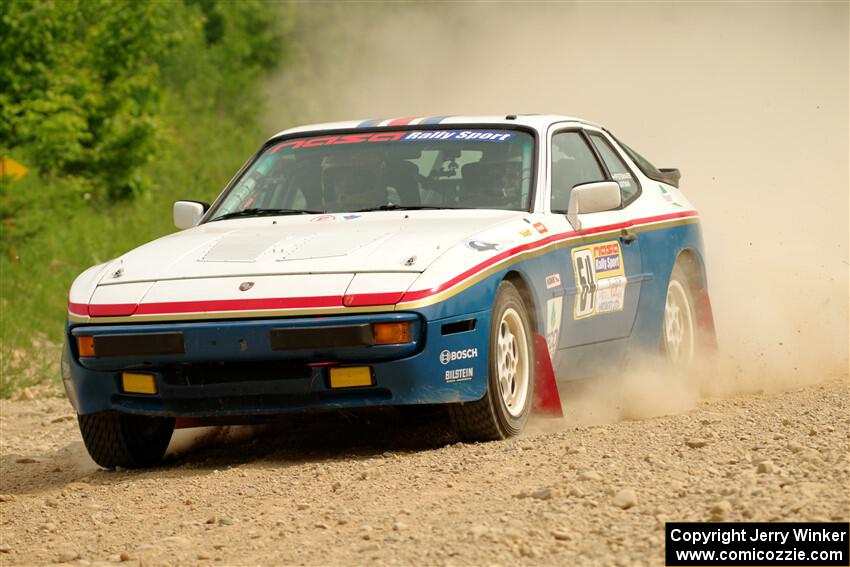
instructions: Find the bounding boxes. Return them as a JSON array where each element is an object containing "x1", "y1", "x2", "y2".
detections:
[{"x1": 207, "y1": 128, "x2": 535, "y2": 220}]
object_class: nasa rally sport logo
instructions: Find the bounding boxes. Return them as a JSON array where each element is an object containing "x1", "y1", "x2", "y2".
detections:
[{"x1": 439, "y1": 348, "x2": 478, "y2": 365}]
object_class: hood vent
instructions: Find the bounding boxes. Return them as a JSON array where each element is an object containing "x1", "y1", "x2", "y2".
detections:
[{"x1": 201, "y1": 233, "x2": 281, "y2": 262}]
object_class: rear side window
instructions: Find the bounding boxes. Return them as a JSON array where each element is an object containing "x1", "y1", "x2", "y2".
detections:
[
  {"x1": 550, "y1": 131, "x2": 605, "y2": 212},
  {"x1": 588, "y1": 133, "x2": 639, "y2": 204},
  {"x1": 616, "y1": 138, "x2": 665, "y2": 180}
]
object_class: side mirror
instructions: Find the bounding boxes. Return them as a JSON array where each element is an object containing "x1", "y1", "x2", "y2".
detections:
[
  {"x1": 566, "y1": 181, "x2": 621, "y2": 230},
  {"x1": 173, "y1": 201, "x2": 209, "y2": 230}
]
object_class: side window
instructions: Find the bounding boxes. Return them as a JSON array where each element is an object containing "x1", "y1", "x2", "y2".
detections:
[
  {"x1": 588, "y1": 132, "x2": 639, "y2": 204},
  {"x1": 550, "y1": 132, "x2": 605, "y2": 212}
]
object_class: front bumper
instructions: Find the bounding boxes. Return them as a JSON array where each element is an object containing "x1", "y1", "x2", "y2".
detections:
[{"x1": 63, "y1": 310, "x2": 491, "y2": 417}]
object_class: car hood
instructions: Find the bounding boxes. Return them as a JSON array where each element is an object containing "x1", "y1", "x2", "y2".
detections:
[{"x1": 97, "y1": 210, "x2": 525, "y2": 286}]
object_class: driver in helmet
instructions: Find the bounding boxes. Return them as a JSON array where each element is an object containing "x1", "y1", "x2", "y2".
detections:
[
  {"x1": 461, "y1": 156, "x2": 523, "y2": 209},
  {"x1": 322, "y1": 158, "x2": 387, "y2": 212},
  {"x1": 496, "y1": 158, "x2": 523, "y2": 208}
]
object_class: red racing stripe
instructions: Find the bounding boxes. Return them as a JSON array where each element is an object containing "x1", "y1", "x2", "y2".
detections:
[
  {"x1": 68, "y1": 302, "x2": 90, "y2": 316},
  {"x1": 343, "y1": 292, "x2": 405, "y2": 307},
  {"x1": 134, "y1": 295, "x2": 342, "y2": 315},
  {"x1": 386, "y1": 116, "x2": 418, "y2": 126},
  {"x1": 69, "y1": 211, "x2": 698, "y2": 318},
  {"x1": 89, "y1": 304, "x2": 138, "y2": 317},
  {"x1": 399, "y1": 210, "x2": 699, "y2": 302}
]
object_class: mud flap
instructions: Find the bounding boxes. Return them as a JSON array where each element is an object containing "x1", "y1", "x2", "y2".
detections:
[
  {"x1": 695, "y1": 288, "x2": 718, "y2": 352},
  {"x1": 532, "y1": 333, "x2": 563, "y2": 417}
]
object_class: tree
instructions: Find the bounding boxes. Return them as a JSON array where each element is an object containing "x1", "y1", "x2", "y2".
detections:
[{"x1": 0, "y1": 0, "x2": 183, "y2": 200}]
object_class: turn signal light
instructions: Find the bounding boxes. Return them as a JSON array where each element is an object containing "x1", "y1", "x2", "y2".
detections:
[
  {"x1": 77, "y1": 336, "x2": 96, "y2": 357},
  {"x1": 371, "y1": 322, "x2": 412, "y2": 345},
  {"x1": 122, "y1": 372, "x2": 157, "y2": 395}
]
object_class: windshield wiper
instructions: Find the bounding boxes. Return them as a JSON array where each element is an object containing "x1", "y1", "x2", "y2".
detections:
[
  {"x1": 352, "y1": 204, "x2": 461, "y2": 212},
  {"x1": 211, "y1": 208, "x2": 324, "y2": 221}
]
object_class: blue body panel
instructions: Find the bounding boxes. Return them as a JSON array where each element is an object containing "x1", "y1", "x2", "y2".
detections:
[{"x1": 64, "y1": 221, "x2": 706, "y2": 418}]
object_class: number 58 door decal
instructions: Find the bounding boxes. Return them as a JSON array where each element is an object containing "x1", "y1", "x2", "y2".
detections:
[{"x1": 571, "y1": 240, "x2": 627, "y2": 320}]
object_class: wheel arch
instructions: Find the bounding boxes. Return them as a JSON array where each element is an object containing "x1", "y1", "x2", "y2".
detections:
[
  {"x1": 673, "y1": 247, "x2": 717, "y2": 350},
  {"x1": 674, "y1": 247, "x2": 708, "y2": 292},
  {"x1": 503, "y1": 270, "x2": 539, "y2": 334}
]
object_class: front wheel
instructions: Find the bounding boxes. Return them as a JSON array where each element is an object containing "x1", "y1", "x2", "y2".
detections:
[
  {"x1": 449, "y1": 280, "x2": 535, "y2": 441},
  {"x1": 78, "y1": 412, "x2": 175, "y2": 469}
]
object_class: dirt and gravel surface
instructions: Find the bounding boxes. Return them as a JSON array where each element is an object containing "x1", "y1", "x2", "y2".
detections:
[{"x1": 0, "y1": 378, "x2": 848, "y2": 567}]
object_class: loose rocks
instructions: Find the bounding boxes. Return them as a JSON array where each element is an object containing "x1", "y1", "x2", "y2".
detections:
[{"x1": 613, "y1": 489, "x2": 638, "y2": 509}]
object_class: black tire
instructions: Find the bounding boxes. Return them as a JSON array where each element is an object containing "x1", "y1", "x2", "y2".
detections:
[
  {"x1": 449, "y1": 280, "x2": 535, "y2": 441},
  {"x1": 78, "y1": 412, "x2": 175, "y2": 469},
  {"x1": 661, "y1": 262, "x2": 698, "y2": 366}
]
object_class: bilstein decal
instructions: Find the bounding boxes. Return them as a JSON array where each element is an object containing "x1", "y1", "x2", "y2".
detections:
[{"x1": 445, "y1": 368, "x2": 474, "y2": 383}]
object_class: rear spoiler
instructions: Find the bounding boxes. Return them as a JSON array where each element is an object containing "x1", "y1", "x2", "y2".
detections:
[{"x1": 658, "y1": 168, "x2": 681, "y2": 188}]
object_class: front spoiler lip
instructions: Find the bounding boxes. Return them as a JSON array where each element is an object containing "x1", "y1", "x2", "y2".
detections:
[{"x1": 111, "y1": 382, "x2": 395, "y2": 418}]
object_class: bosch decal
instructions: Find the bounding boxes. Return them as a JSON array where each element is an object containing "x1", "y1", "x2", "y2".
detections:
[
  {"x1": 545, "y1": 273, "x2": 561, "y2": 289},
  {"x1": 440, "y1": 348, "x2": 478, "y2": 365}
]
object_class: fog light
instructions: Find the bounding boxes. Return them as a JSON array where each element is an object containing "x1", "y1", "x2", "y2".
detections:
[
  {"x1": 122, "y1": 372, "x2": 157, "y2": 395},
  {"x1": 77, "y1": 336, "x2": 96, "y2": 357},
  {"x1": 329, "y1": 366, "x2": 373, "y2": 388},
  {"x1": 371, "y1": 322, "x2": 412, "y2": 345}
]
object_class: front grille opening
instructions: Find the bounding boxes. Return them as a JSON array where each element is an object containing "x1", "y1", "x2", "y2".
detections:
[
  {"x1": 441, "y1": 319, "x2": 476, "y2": 336},
  {"x1": 162, "y1": 361, "x2": 312, "y2": 386},
  {"x1": 94, "y1": 332, "x2": 185, "y2": 357},
  {"x1": 271, "y1": 324, "x2": 373, "y2": 350}
]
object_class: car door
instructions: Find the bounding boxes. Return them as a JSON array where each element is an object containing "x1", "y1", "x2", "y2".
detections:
[{"x1": 548, "y1": 128, "x2": 644, "y2": 369}]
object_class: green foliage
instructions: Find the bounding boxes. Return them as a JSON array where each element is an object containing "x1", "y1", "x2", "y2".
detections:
[
  {"x1": 0, "y1": 0, "x2": 294, "y2": 397},
  {"x1": 0, "y1": 0, "x2": 182, "y2": 199},
  {"x1": 0, "y1": 0, "x2": 288, "y2": 201}
]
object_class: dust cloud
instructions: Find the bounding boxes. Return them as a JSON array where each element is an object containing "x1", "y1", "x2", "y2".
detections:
[{"x1": 264, "y1": 3, "x2": 849, "y2": 419}]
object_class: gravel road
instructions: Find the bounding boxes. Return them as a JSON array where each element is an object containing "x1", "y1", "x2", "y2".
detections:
[{"x1": 1, "y1": 378, "x2": 847, "y2": 566}]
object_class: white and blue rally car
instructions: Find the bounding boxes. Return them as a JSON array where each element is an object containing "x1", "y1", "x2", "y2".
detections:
[{"x1": 63, "y1": 114, "x2": 716, "y2": 468}]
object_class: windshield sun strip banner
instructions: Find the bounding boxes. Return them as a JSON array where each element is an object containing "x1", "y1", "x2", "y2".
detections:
[
  {"x1": 269, "y1": 129, "x2": 516, "y2": 153},
  {"x1": 68, "y1": 211, "x2": 699, "y2": 322}
]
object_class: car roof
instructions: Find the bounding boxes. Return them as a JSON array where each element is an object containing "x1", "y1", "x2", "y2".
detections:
[{"x1": 268, "y1": 114, "x2": 603, "y2": 141}]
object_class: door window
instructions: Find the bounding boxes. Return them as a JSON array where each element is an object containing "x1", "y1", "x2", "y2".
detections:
[{"x1": 550, "y1": 132, "x2": 605, "y2": 212}]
